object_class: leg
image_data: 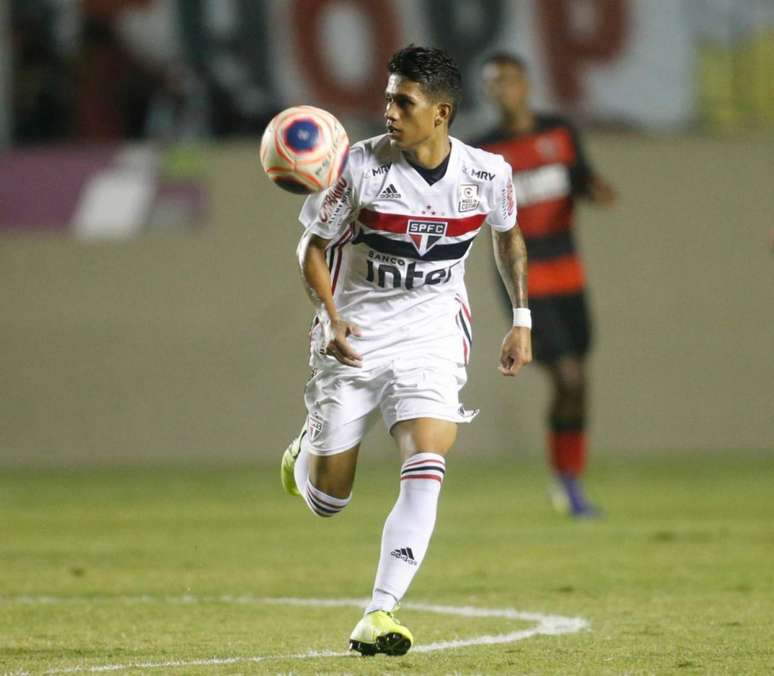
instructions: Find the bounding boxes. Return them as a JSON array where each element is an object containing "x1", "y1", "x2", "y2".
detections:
[
  {"x1": 289, "y1": 428, "x2": 359, "y2": 517},
  {"x1": 307, "y1": 445, "x2": 360, "y2": 498},
  {"x1": 547, "y1": 353, "x2": 587, "y2": 443},
  {"x1": 282, "y1": 367, "x2": 378, "y2": 516},
  {"x1": 532, "y1": 293, "x2": 597, "y2": 516},
  {"x1": 390, "y1": 417, "x2": 457, "y2": 460},
  {"x1": 350, "y1": 417, "x2": 455, "y2": 656},
  {"x1": 545, "y1": 354, "x2": 598, "y2": 515},
  {"x1": 369, "y1": 418, "x2": 455, "y2": 610}
]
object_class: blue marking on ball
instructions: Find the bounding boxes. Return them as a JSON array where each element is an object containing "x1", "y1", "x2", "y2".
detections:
[{"x1": 284, "y1": 119, "x2": 320, "y2": 152}]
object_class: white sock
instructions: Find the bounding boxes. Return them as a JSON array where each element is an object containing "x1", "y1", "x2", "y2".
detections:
[
  {"x1": 365, "y1": 452, "x2": 446, "y2": 614},
  {"x1": 294, "y1": 430, "x2": 351, "y2": 517}
]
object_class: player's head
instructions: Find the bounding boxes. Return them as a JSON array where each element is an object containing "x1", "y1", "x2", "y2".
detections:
[
  {"x1": 384, "y1": 45, "x2": 462, "y2": 150},
  {"x1": 481, "y1": 52, "x2": 530, "y2": 115}
]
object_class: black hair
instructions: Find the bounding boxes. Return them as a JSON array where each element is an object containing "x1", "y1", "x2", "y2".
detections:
[
  {"x1": 482, "y1": 52, "x2": 528, "y2": 73},
  {"x1": 388, "y1": 45, "x2": 462, "y2": 126}
]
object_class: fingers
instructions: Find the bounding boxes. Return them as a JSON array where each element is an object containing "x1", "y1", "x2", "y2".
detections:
[
  {"x1": 326, "y1": 339, "x2": 363, "y2": 368},
  {"x1": 498, "y1": 358, "x2": 524, "y2": 377},
  {"x1": 499, "y1": 348, "x2": 531, "y2": 377},
  {"x1": 348, "y1": 323, "x2": 363, "y2": 338}
]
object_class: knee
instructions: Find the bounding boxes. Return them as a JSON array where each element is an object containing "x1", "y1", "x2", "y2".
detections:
[
  {"x1": 304, "y1": 480, "x2": 352, "y2": 518},
  {"x1": 553, "y1": 358, "x2": 586, "y2": 399}
]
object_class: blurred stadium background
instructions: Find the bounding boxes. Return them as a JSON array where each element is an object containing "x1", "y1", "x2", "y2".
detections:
[{"x1": 1, "y1": 0, "x2": 772, "y2": 468}]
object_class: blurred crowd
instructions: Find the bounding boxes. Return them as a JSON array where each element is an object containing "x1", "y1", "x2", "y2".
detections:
[
  {"x1": 7, "y1": 0, "x2": 774, "y2": 148},
  {"x1": 9, "y1": 0, "x2": 277, "y2": 146}
]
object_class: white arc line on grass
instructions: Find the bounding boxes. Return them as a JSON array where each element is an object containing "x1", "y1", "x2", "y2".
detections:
[{"x1": 0, "y1": 595, "x2": 589, "y2": 675}]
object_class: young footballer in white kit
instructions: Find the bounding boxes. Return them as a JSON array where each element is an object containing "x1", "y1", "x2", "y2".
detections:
[{"x1": 280, "y1": 45, "x2": 532, "y2": 656}]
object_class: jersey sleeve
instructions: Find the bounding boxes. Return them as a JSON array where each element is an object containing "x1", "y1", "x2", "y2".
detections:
[
  {"x1": 298, "y1": 146, "x2": 362, "y2": 241},
  {"x1": 486, "y1": 157, "x2": 518, "y2": 232}
]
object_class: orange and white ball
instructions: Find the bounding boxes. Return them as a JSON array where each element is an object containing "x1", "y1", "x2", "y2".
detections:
[{"x1": 260, "y1": 105, "x2": 350, "y2": 194}]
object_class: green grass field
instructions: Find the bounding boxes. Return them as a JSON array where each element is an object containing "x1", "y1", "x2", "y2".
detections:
[{"x1": 2, "y1": 450, "x2": 773, "y2": 675}]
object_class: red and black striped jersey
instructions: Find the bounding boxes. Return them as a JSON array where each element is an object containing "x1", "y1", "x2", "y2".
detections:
[{"x1": 476, "y1": 115, "x2": 593, "y2": 297}]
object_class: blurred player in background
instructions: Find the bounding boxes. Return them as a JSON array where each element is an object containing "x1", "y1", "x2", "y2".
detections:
[
  {"x1": 476, "y1": 53, "x2": 616, "y2": 517},
  {"x1": 280, "y1": 46, "x2": 531, "y2": 655}
]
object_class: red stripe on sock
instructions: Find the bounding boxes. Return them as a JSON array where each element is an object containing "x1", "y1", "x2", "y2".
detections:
[
  {"x1": 401, "y1": 473, "x2": 443, "y2": 482},
  {"x1": 549, "y1": 431, "x2": 587, "y2": 476}
]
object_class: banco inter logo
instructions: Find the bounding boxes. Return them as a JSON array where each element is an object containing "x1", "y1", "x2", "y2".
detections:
[{"x1": 407, "y1": 219, "x2": 447, "y2": 256}]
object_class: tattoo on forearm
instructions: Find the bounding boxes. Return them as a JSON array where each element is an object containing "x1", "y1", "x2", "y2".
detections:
[{"x1": 493, "y1": 226, "x2": 528, "y2": 308}]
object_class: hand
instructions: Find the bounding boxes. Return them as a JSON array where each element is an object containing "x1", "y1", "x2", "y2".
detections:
[
  {"x1": 589, "y1": 175, "x2": 616, "y2": 206},
  {"x1": 498, "y1": 326, "x2": 532, "y2": 377},
  {"x1": 323, "y1": 317, "x2": 363, "y2": 368}
]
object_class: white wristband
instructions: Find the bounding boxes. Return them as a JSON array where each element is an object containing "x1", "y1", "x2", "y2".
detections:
[{"x1": 512, "y1": 307, "x2": 532, "y2": 329}]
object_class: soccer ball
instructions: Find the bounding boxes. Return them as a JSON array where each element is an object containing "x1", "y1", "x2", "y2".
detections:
[{"x1": 260, "y1": 105, "x2": 350, "y2": 194}]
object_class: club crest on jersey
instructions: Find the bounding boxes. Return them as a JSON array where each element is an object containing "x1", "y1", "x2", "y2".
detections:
[
  {"x1": 458, "y1": 184, "x2": 480, "y2": 212},
  {"x1": 407, "y1": 219, "x2": 447, "y2": 256}
]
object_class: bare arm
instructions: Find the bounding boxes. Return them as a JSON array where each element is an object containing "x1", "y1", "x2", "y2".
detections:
[
  {"x1": 492, "y1": 224, "x2": 529, "y2": 309},
  {"x1": 298, "y1": 231, "x2": 362, "y2": 367},
  {"x1": 492, "y1": 225, "x2": 532, "y2": 377}
]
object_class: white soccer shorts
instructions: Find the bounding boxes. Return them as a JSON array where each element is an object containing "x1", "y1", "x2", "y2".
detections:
[{"x1": 303, "y1": 357, "x2": 478, "y2": 455}]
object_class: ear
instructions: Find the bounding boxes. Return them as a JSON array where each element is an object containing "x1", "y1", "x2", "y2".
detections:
[{"x1": 434, "y1": 102, "x2": 453, "y2": 127}]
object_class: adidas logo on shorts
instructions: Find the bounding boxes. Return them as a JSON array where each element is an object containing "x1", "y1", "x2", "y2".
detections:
[{"x1": 378, "y1": 184, "x2": 402, "y2": 199}]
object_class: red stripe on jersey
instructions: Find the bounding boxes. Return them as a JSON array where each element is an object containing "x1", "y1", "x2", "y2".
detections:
[
  {"x1": 455, "y1": 294, "x2": 472, "y2": 322},
  {"x1": 330, "y1": 229, "x2": 353, "y2": 293},
  {"x1": 330, "y1": 225, "x2": 353, "y2": 248},
  {"x1": 482, "y1": 127, "x2": 577, "y2": 239},
  {"x1": 519, "y1": 198, "x2": 574, "y2": 238},
  {"x1": 529, "y1": 255, "x2": 585, "y2": 297},
  {"x1": 359, "y1": 208, "x2": 486, "y2": 237},
  {"x1": 483, "y1": 127, "x2": 576, "y2": 172}
]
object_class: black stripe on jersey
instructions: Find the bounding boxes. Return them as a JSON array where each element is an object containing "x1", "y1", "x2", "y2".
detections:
[
  {"x1": 351, "y1": 229, "x2": 475, "y2": 262},
  {"x1": 524, "y1": 230, "x2": 577, "y2": 262}
]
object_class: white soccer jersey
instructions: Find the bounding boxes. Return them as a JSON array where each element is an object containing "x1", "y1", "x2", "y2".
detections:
[{"x1": 298, "y1": 134, "x2": 516, "y2": 369}]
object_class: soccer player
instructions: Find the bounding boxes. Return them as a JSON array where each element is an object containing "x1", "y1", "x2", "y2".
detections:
[
  {"x1": 280, "y1": 45, "x2": 531, "y2": 655},
  {"x1": 476, "y1": 53, "x2": 616, "y2": 517}
]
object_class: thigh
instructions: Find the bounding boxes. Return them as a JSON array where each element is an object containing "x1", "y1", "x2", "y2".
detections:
[
  {"x1": 531, "y1": 293, "x2": 591, "y2": 364},
  {"x1": 546, "y1": 354, "x2": 586, "y2": 393},
  {"x1": 380, "y1": 359, "x2": 478, "y2": 434},
  {"x1": 308, "y1": 444, "x2": 360, "y2": 498},
  {"x1": 304, "y1": 368, "x2": 380, "y2": 454},
  {"x1": 390, "y1": 418, "x2": 457, "y2": 459},
  {"x1": 559, "y1": 292, "x2": 592, "y2": 357},
  {"x1": 529, "y1": 295, "x2": 570, "y2": 364}
]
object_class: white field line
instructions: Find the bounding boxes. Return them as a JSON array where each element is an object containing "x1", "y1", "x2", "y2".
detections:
[{"x1": 0, "y1": 595, "x2": 589, "y2": 675}]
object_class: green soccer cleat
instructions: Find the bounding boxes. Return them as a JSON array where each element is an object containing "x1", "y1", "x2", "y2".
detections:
[
  {"x1": 280, "y1": 427, "x2": 305, "y2": 497},
  {"x1": 349, "y1": 610, "x2": 414, "y2": 656}
]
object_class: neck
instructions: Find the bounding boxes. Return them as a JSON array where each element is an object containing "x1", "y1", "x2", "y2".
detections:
[
  {"x1": 402, "y1": 132, "x2": 451, "y2": 169},
  {"x1": 502, "y1": 106, "x2": 534, "y2": 134}
]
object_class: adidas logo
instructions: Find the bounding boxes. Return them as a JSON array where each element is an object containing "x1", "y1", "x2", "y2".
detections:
[
  {"x1": 390, "y1": 547, "x2": 417, "y2": 566},
  {"x1": 378, "y1": 184, "x2": 402, "y2": 199}
]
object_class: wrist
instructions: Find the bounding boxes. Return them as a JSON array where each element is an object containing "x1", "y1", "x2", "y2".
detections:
[
  {"x1": 321, "y1": 307, "x2": 340, "y2": 324},
  {"x1": 512, "y1": 307, "x2": 532, "y2": 329}
]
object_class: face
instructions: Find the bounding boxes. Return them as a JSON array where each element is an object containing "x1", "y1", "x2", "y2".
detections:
[
  {"x1": 384, "y1": 74, "x2": 446, "y2": 149},
  {"x1": 482, "y1": 61, "x2": 529, "y2": 114}
]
